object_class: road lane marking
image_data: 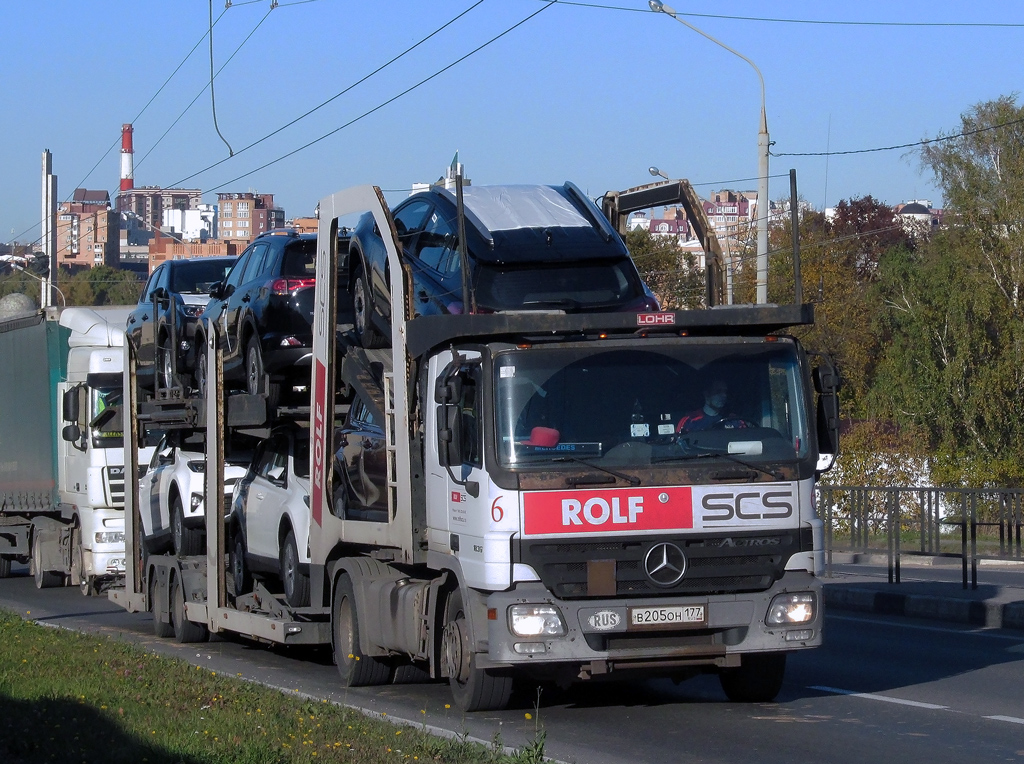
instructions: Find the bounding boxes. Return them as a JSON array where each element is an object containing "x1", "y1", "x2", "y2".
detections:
[
  {"x1": 809, "y1": 686, "x2": 948, "y2": 710},
  {"x1": 984, "y1": 715, "x2": 1024, "y2": 725}
]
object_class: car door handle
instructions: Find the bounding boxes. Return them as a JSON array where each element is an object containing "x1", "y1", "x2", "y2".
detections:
[
  {"x1": 255, "y1": 492, "x2": 264, "y2": 500},
  {"x1": 417, "y1": 290, "x2": 429, "y2": 303}
]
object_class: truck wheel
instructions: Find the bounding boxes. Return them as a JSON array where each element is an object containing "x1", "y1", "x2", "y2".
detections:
[
  {"x1": 194, "y1": 344, "x2": 208, "y2": 398},
  {"x1": 151, "y1": 573, "x2": 173, "y2": 638},
  {"x1": 170, "y1": 573, "x2": 208, "y2": 644},
  {"x1": 171, "y1": 494, "x2": 203, "y2": 557},
  {"x1": 280, "y1": 530, "x2": 310, "y2": 608},
  {"x1": 352, "y1": 271, "x2": 388, "y2": 349},
  {"x1": 70, "y1": 525, "x2": 92, "y2": 596},
  {"x1": 719, "y1": 652, "x2": 787, "y2": 703},
  {"x1": 0, "y1": 556, "x2": 11, "y2": 578},
  {"x1": 31, "y1": 532, "x2": 63, "y2": 589},
  {"x1": 392, "y1": 661, "x2": 432, "y2": 684},
  {"x1": 246, "y1": 337, "x2": 280, "y2": 408},
  {"x1": 231, "y1": 532, "x2": 253, "y2": 597},
  {"x1": 332, "y1": 574, "x2": 391, "y2": 686},
  {"x1": 442, "y1": 589, "x2": 513, "y2": 712}
]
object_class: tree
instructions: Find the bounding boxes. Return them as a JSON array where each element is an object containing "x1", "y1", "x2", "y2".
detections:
[
  {"x1": 626, "y1": 228, "x2": 705, "y2": 309},
  {"x1": 870, "y1": 96, "x2": 1024, "y2": 485}
]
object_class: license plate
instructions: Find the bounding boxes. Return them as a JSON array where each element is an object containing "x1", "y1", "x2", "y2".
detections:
[{"x1": 629, "y1": 604, "x2": 706, "y2": 629}]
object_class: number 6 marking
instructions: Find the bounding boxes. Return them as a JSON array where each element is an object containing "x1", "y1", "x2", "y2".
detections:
[{"x1": 491, "y1": 497, "x2": 504, "y2": 523}]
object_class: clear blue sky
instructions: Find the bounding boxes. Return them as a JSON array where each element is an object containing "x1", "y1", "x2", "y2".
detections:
[{"x1": 3, "y1": 0, "x2": 1022, "y2": 245}]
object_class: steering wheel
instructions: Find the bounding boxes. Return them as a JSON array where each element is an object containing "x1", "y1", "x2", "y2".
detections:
[{"x1": 711, "y1": 417, "x2": 756, "y2": 430}]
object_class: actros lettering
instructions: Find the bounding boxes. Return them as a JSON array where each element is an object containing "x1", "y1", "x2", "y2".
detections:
[
  {"x1": 701, "y1": 490, "x2": 794, "y2": 522},
  {"x1": 562, "y1": 496, "x2": 644, "y2": 526}
]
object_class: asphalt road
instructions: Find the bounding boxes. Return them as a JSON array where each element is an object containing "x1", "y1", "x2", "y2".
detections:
[{"x1": 2, "y1": 564, "x2": 1023, "y2": 764}]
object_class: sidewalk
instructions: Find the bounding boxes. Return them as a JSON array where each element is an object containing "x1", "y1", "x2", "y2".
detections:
[{"x1": 822, "y1": 553, "x2": 1024, "y2": 632}]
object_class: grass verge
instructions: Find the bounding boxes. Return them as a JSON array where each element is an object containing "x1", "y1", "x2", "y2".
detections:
[{"x1": 0, "y1": 609, "x2": 547, "y2": 764}]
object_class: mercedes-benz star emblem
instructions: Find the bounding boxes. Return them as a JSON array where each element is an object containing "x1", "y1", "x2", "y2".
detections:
[{"x1": 643, "y1": 542, "x2": 686, "y2": 587}]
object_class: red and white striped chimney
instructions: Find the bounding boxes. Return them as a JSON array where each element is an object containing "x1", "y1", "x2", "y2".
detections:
[{"x1": 120, "y1": 123, "x2": 134, "y2": 192}]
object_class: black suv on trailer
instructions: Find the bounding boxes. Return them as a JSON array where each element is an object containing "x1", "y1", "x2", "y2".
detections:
[
  {"x1": 347, "y1": 182, "x2": 659, "y2": 348},
  {"x1": 127, "y1": 256, "x2": 237, "y2": 392},
  {"x1": 192, "y1": 230, "x2": 323, "y2": 404}
]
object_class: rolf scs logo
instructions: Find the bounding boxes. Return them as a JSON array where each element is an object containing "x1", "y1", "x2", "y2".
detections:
[{"x1": 697, "y1": 488, "x2": 795, "y2": 524}]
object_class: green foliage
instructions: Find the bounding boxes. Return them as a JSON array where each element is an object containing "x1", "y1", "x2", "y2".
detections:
[
  {"x1": 0, "y1": 609, "x2": 541, "y2": 764},
  {"x1": 626, "y1": 228, "x2": 705, "y2": 309},
  {"x1": 0, "y1": 265, "x2": 142, "y2": 308}
]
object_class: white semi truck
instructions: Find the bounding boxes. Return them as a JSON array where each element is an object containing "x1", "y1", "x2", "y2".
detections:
[
  {"x1": 113, "y1": 184, "x2": 839, "y2": 711},
  {"x1": 0, "y1": 305, "x2": 131, "y2": 593}
]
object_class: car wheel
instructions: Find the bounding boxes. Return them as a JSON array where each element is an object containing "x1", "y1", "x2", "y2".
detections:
[
  {"x1": 170, "y1": 572, "x2": 208, "y2": 644},
  {"x1": 719, "y1": 652, "x2": 787, "y2": 703},
  {"x1": 352, "y1": 270, "x2": 388, "y2": 349},
  {"x1": 157, "y1": 333, "x2": 175, "y2": 389},
  {"x1": 442, "y1": 588, "x2": 513, "y2": 711},
  {"x1": 171, "y1": 494, "x2": 203, "y2": 556},
  {"x1": 280, "y1": 529, "x2": 310, "y2": 607},
  {"x1": 194, "y1": 343, "x2": 208, "y2": 398},
  {"x1": 246, "y1": 337, "x2": 280, "y2": 408},
  {"x1": 31, "y1": 531, "x2": 63, "y2": 589},
  {"x1": 332, "y1": 574, "x2": 391, "y2": 686},
  {"x1": 231, "y1": 531, "x2": 253, "y2": 598}
]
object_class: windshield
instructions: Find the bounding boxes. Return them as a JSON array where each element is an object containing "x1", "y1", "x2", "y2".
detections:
[
  {"x1": 171, "y1": 260, "x2": 234, "y2": 294},
  {"x1": 90, "y1": 384, "x2": 124, "y2": 448},
  {"x1": 494, "y1": 340, "x2": 810, "y2": 470}
]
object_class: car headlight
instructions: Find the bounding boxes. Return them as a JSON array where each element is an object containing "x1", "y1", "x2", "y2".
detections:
[
  {"x1": 187, "y1": 460, "x2": 205, "y2": 473},
  {"x1": 95, "y1": 531, "x2": 125, "y2": 545},
  {"x1": 508, "y1": 605, "x2": 566, "y2": 637},
  {"x1": 766, "y1": 592, "x2": 816, "y2": 625}
]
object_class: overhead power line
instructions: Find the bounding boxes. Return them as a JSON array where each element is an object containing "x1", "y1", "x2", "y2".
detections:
[
  {"x1": 539, "y1": 0, "x2": 1024, "y2": 27},
  {"x1": 201, "y1": 1, "x2": 557, "y2": 193},
  {"x1": 772, "y1": 115, "x2": 1024, "y2": 158}
]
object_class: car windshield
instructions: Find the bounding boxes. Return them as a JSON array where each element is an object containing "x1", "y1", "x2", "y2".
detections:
[
  {"x1": 493, "y1": 340, "x2": 811, "y2": 469},
  {"x1": 171, "y1": 260, "x2": 234, "y2": 294}
]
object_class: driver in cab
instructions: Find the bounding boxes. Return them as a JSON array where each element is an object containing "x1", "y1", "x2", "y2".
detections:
[{"x1": 676, "y1": 378, "x2": 749, "y2": 432}]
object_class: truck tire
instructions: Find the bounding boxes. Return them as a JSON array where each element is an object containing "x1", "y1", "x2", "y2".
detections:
[
  {"x1": 332, "y1": 574, "x2": 391, "y2": 687},
  {"x1": 719, "y1": 652, "x2": 787, "y2": 703},
  {"x1": 246, "y1": 337, "x2": 280, "y2": 409},
  {"x1": 151, "y1": 573, "x2": 173, "y2": 638},
  {"x1": 70, "y1": 525, "x2": 92, "y2": 596},
  {"x1": 442, "y1": 589, "x2": 513, "y2": 712},
  {"x1": 280, "y1": 530, "x2": 310, "y2": 608},
  {"x1": 170, "y1": 572, "x2": 208, "y2": 644},
  {"x1": 352, "y1": 270, "x2": 388, "y2": 349},
  {"x1": 194, "y1": 344, "x2": 208, "y2": 398},
  {"x1": 0, "y1": 556, "x2": 11, "y2": 578},
  {"x1": 171, "y1": 494, "x2": 203, "y2": 557},
  {"x1": 31, "y1": 531, "x2": 63, "y2": 589},
  {"x1": 231, "y1": 532, "x2": 253, "y2": 598}
]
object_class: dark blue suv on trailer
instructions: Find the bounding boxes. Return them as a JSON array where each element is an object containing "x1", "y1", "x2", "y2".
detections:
[
  {"x1": 192, "y1": 230, "x2": 320, "y2": 404},
  {"x1": 346, "y1": 182, "x2": 659, "y2": 347}
]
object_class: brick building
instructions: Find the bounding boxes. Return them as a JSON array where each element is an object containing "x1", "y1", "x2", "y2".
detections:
[
  {"x1": 119, "y1": 186, "x2": 203, "y2": 246},
  {"x1": 217, "y1": 192, "x2": 285, "y2": 245},
  {"x1": 56, "y1": 188, "x2": 118, "y2": 270}
]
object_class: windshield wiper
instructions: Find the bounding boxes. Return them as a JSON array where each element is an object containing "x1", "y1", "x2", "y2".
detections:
[
  {"x1": 553, "y1": 455, "x2": 641, "y2": 487},
  {"x1": 653, "y1": 450, "x2": 781, "y2": 480}
]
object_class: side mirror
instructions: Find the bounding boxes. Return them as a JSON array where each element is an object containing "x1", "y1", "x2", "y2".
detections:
[
  {"x1": 62, "y1": 386, "x2": 80, "y2": 423},
  {"x1": 434, "y1": 375, "x2": 463, "y2": 405},
  {"x1": 62, "y1": 423, "x2": 82, "y2": 443},
  {"x1": 813, "y1": 363, "x2": 841, "y2": 456},
  {"x1": 151, "y1": 287, "x2": 170, "y2": 302},
  {"x1": 436, "y1": 404, "x2": 463, "y2": 467},
  {"x1": 209, "y1": 281, "x2": 225, "y2": 299}
]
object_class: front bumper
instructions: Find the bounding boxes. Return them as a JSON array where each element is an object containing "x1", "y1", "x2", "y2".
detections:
[{"x1": 483, "y1": 571, "x2": 822, "y2": 675}]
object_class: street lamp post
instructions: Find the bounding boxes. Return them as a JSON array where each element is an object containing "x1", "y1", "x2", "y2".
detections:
[{"x1": 648, "y1": 0, "x2": 769, "y2": 304}]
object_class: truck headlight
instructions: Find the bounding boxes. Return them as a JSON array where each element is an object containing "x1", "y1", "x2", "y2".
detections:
[
  {"x1": 95, "y1": 531, "x2": 125, "y2": 545},
  {"x1": 766, "y1": 592, "x2": 816, "y2": 625},
  {"x1": 508, "y1": 605, "x2": 566, "y2": 637}
]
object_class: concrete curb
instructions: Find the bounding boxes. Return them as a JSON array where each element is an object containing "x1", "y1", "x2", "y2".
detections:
[{"x1": 824, "y1": 585, "x2": 1024, "y2": 632}]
